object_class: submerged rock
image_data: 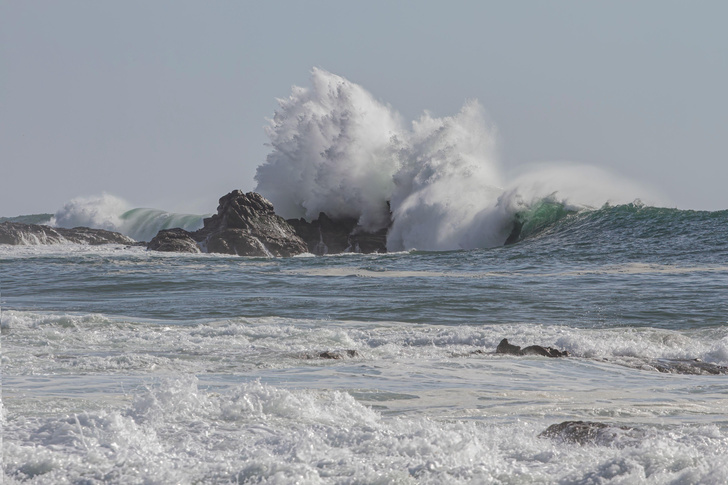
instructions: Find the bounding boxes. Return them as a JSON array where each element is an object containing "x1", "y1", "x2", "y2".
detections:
[
  {"x1": 147, "y1": 191, "x2": 308, "y2": 257},
  {"x1": 539, "y1": 420, "x2": 644, "y2": 447},
  {"x1": 648, "y1": 358, "x2": 728, "y2": 376},
  {"x1": 496, "y1": 338, "x2": 569, "y2": 358},
  {"x1": 601, "y1": 357, "x2": 728, "y2": 376},
  {"x1": 0, "y1": 221, "x2": 135, "y2": 246},
  {"x1": 318, "y1": 350, "x2": 360, "y2": 360},
  {"x1": 298, "y1": 350, "x2": 360, "y2": 360}
]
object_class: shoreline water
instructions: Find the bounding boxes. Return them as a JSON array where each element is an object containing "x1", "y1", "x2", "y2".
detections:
[{"x1": 3, "y1": 218, "x2": 728, "y2": 482}]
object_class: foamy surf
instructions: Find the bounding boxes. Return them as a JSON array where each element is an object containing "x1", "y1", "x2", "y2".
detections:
[
  {"x1": 3, "y1": 310, "x2": 727, "y2": 379},
  {"x1": 3, "y1": 374, "x2": 727, "y2": 484}
]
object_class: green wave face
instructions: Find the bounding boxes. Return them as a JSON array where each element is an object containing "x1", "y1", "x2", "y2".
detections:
[
  {"x1": 507, "y1": 199, "x2": 728, "y2": 248},
  {"x1": 507, "y1": 198, "x2": 579, "y2": 243},
  {"x1": 119, "y1": 208, "x2": 207, "y2": 242}
]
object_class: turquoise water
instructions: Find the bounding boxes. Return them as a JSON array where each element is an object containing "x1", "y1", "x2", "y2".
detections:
[{"x1": 3, "y1": 204, "x2": 728, "y2": 483}]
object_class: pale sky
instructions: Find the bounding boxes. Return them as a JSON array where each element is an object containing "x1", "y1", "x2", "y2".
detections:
[{"x1": 1, "y1": 1, "x2": 726, "y2": 216}]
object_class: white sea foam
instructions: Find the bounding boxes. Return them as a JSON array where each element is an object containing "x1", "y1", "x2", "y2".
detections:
[
  {"x1": 3, "y1": 376, "x2": 728, "y2": 484},
  {"x1": 255, "y1": 69, "x2": 663, "y2": 251},
  {"x1": 3, "y1": 310, "x2": 727, "y2": 378},
  {"x1": 4, "y1": 309, "x2": 728, "y2": 482},
  {"x1": 50, "y1": 193, "x2": 129, "y2": 232}
]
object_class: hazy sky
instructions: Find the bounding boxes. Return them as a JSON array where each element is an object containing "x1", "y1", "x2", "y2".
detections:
[{"x1": 2, "y1": 1, "x2": 726, "y2": 216}]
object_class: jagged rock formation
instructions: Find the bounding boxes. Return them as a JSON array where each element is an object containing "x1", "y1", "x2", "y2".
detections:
[
  {"x1": 0, "y1": 222, "x2": 136, "y2": 246},
  {"x1": 146, "y1": 190, "x2": 388, "y2": 257},
  {"x1": 147, "y1": 191, "x2": 308, "y2": 257},
  {"x1": 287, "y1": 212, "x2": 388, "y2": 255}
]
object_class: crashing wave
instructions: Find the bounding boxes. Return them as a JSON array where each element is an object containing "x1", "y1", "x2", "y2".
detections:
[
  {"x1": 49, "y1": 194, "x2": 207, "y2": 242},
  {"x1": 254, "y1": 69, "x2": 659, "y2": 251}
]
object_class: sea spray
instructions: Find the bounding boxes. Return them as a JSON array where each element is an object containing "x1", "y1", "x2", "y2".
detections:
[
  {"x1": 387, "y1": 100, "x2": 507, "y2": 251},
  {"x1": 51, "y1": 193, "x2": 129, "y2": 233},
  {"x1": 255, "y1": 69, "x2": 511, "y2": 251},
  {"x1": 255, "y1": 69, "x2": 663, "y2": 251},
  {"x1": 255, "y1": 67, "x2": 402, "y2": 231}
]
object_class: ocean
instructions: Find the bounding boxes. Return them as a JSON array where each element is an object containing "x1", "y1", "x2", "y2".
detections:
[{"x1": 3, "y1": 203, "x2": 728, "y2": 484}]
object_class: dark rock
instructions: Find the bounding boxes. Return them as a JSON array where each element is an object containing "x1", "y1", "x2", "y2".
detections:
[
  {"x1": 0, "y1": 222, "x2": 135, "y2": 246},
  {"x1": 196, "y1": 191, "x2": 308, "y2": 257},
  {"x1": 287, "y1": 212, "x2": 388, "y2": 255},
  {"x1": 494, "y1": 338, "x2": 725, "y2": 374},
  {"x1": 318, "y1": 350, "x2": 360, "y2": 360},
  {"x1": 648, "y1": 359, "x2": 728, "y2": 375},
  {"x1": 604, "y1": 357, "x2": 728, "y2": 375},
  {"x1": 145, "y1": 190, "x2": 387, "y2": 256},
  {"x1": 0, "y1": 222, "x2": 65, "y2": 245},
  {"x1": 147, "y1": 191, "x2": 308, "y2": 257},
  {"x1": 496, "y1": 338, "x2": 569, "y2": 358},
  {"x1": 522, "y1": 345, "x2": 569, "y2": 358},
  {"x1": 147, "y1": 228, "x2": 201, "y2": 253},
  {"x1": 539, "y1": 421, "x2": 644, "y2": 447},
  {"x1": 204, "y1": 228, "x2": 268, "y2": 256},
  {"x1": 496, "y1": 338, "x2": 523, "y2": 356}
]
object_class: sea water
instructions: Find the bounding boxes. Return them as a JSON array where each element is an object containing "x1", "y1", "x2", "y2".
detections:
[
  {"x1": 4, "y1": 69, "x2": 728, "y2": 483},
  {"x1": 3, "y1": 204, "x2": 728, "y2": 484}
]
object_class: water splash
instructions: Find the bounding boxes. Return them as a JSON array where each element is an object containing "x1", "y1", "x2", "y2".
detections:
[
  {"x1": 255, "y1": 69, "x2": 662, "y2": 251},
  {"x1": 255, "y1": 68, "x2": 401, "y2": 231},
  {"x1": 50, "y1": 193, "x2": 129, "y2": 233}
]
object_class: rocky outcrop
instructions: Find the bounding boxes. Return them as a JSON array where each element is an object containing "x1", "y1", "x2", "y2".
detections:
[
  {"x1": 198, "y1": 191, "x2": 308, "y2": 257},
  {"x1": 496, "y1": 338, "x2": 569, "y2": 358},
  {"x1": 287, "y1": 212, "x2": 388, "y2": 255},
  {"x1": 147, "y1": 191, "x2": 308, "y2": 257},
  {"x1": 147, "y1": 228, "x2": 201, "y2": 253},
  {"x1": 145, "y1": 190, "x2": 389, "y2": 256},
  {"x1": 0, "y1": 222, "x2": 136, "y2": 246}
]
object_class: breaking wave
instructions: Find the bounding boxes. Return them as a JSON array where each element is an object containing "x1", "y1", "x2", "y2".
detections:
[
  {"x1": 255, "y1": 68, "x2": 660, "y2": 251},
  {"x1": 50, "y1": 194, "x2": 206, "y2": 242}
]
